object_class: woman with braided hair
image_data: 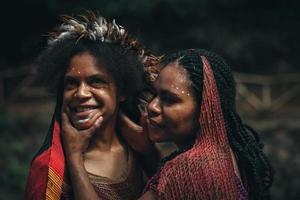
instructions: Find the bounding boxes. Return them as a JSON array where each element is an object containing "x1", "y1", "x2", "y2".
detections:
[
  {"x1": 123, "y1": 49, "x2": 274, "y2": 199},
  {"x1": 25, "y1": 11, "x2": 160, "y2": 200}
]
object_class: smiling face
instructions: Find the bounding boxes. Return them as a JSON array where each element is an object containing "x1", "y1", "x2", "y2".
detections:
[
  {"x1": 62, "y1": 52, "x2": 121, "y2": 130},
  {"x1": 147, "y1": 62, "x2": 200, "y2": 148}
]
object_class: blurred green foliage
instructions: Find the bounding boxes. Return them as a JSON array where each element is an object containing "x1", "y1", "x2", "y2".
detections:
[{"x1": 0, "y1": 106, "x2": 47, "y2": 199}]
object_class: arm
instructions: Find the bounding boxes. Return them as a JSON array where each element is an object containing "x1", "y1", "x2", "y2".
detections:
[
  {"x1": 61, "y1": 112, "x2": 103, "y2": 200},
  {"x1": 138, "y1": 191, "x2": 157, "y2": 200},
  {"x1": 66, "y1": 153, "x2": 100, "y2": 200},
  {"x1": 119, "y1": 112, "x2": 162, "y2": 176}
]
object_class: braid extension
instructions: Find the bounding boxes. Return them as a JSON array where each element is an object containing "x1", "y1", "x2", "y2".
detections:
[
  {"x1": 202, "y1": 50, "x2": 274, "y2": 200},
  {"x1": 190, "y1": 49, "x2": 273, "y2": 200},
  {"x1": 161, "y1": 49, "x2": 274, "y2": 199},
  {"x1": 227, "y1": 111, "x2": 274, "y2": 199}
]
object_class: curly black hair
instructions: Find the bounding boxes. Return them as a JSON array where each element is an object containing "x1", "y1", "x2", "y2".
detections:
[
  {"x1": 38, "y1": 37, "x2": 143, "y2": 92},
  {"x1": 36, "y1": 37, "x2": 144, "y2": 124},
  {"x1": 161, "y1": 49, "x2": 274, "y2": 200}
]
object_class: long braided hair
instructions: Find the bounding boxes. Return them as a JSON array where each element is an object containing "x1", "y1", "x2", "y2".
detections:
[{"x1": 160, "y1": 49, "x2": 274, "y2": 200}]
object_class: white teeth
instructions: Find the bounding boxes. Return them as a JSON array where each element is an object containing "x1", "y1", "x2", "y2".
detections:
[
  {"x1": 75, "y1": 107, "x2": 95, "y2": 112},
  {"x1": 77, "y1": 117, "x2": 91, "y2": 124},
  {"x1": 71, "y1": 113, "x2": 93, "y2": 125}
]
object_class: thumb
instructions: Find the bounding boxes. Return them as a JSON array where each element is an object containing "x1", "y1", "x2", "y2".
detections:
[
  {"x1": 140, "y1": 112, "x2": 149, "y2": 135},
  {"x1": 61, "y1": 112, "x2": 74, "y2": 131},
  {"x1": 119, "y1": 112, "x2": 143, "y2": 132},
  {"x1": 84, "y1": 115, "x2": 103, "y2": 137}
]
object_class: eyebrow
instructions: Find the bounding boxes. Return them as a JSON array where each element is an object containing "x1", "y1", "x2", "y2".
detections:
[
  {"x1": 88, "y1": 74, "x2": 109, "y2": 80},
  {"x1": 64, "y1": 73, "x2": 109, "y2": 80},
  {"x1": 159, "y1": 88, "x2": 181, "y2": 98}
]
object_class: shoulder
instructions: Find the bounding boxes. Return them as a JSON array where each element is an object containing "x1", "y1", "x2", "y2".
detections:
[{"x1": 158, "y1": 146, "x2": 234, "y2": 187}]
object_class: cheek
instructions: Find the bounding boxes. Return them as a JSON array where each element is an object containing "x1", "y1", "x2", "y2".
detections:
[
  {"x1": 93, "y1": 89, "x2": 119, "y2": 110},
  {"x1": 163, "y1": 106, "x2": 198, "y2": 134},
  {"x1": 94, "y1": 89, "x2": 112, "y2": 101},
  {"x1": 63, "y1": 90, "x2": 71, "y2": 100},
  {"x1": 62, "y1": 91, "x2": 73, "y2": 107},
  {"x1": 93, "y1": 88, "x2": 105, "y2": 97},
  {"x1": 148, "y1": 127, "x2": 168, "y2": 142}
]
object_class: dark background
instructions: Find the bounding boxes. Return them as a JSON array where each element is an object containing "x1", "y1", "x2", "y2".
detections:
[{"x1": 0, "y1": 0, "x2": 299, "y2": 199}]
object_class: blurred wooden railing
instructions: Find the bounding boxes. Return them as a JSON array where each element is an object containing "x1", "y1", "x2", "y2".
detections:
[
  {"x1": 234, "y1": 72, "x2": 300, "y2": 112},
  {"x1": 1, "y1": 67, "x2": 300, "y2": 113},
  {"x1": 0, "y1": 66, "x2": 49, "y2": 105}
]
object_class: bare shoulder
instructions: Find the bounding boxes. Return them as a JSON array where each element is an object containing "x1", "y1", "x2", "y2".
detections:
[{"x1": 138, "y1": 191, "x2": 156, "y2": 200}]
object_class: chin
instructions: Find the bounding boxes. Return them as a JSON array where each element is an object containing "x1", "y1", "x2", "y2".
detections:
[
  {"x1": 71, "y1": 116, "x2": 97, "y2": 130},
  {"x1": 72, "y1": 123, "x2": 91, "y2": 130},
  {"x1": 148, "y1": 131, "x2": 168, "y2": 143},
  {"x1": 73, "y1": 123, "x2": 92, "y2": 130}
]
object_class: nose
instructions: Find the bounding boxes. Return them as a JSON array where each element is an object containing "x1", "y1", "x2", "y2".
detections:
[
  {"x1": 75, "y1": 82, "x2": 92, "y2": 99},
  {"x1": 147, "y1": 96, "x2": 161, "y2": 116}
]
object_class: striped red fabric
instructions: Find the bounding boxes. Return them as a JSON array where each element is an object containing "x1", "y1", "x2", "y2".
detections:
[{"x1": 25, "y1": 120, "x2": 65, "y2": 200}]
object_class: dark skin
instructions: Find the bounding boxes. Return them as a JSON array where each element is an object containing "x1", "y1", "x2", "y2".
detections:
[
  {"x1": 125, "y1": 62, "x2": 241, "y2": 199},
  {"x1": 61, "y1": 52, "x2": 129, "y2": 200},
  {"x1": 61, "y1": 59, "x2": 240, "y2": 200},
  {"x1": 138, "y1": 62, "x2": 199, "y2": 199},
  {"x1": 119, "y1": 111, "x2": 162, "y2": 177},
  {"x1": 146, "y1": 62, "x2": 199, "y2": 148},
  {"x1": 61, "y1": 112, "x2": 103, "y2": 200}
]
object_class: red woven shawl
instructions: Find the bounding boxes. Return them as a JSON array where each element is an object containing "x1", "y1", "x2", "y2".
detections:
[
  {"x1": 145, "y1": 55, "x2": 241, "y2": 199},
  {"x1": 25, "y1": 116, "x2": 65, "y2": 200}
]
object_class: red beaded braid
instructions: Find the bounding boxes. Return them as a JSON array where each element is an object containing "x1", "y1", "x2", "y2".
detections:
[{"x1": 144, "y1": 55, "x2": 241, "y2": 199}]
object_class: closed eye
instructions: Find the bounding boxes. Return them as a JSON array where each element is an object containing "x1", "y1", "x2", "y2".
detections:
[
  {"x1": 160, "y1": 92, "x2": 180, "y2": 105},
  {"x1": 87, "y1": 75, "x2": 110, "y2": 88}
]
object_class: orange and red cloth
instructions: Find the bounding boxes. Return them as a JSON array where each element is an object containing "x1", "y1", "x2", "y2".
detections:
[{"x1": 25, "y1": 116, "x2": 65, "y2": 200}]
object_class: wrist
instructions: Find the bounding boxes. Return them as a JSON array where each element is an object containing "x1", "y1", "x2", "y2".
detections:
[{"x1": 66, "y1": 151, "x2": 84, "y2": 164}]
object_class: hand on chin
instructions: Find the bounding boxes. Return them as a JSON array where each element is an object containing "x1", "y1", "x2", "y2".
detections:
[
  {"x1": 61, "y1": 111, "x2": 103, "y2": 156},
  {"x1": 69, "y1": 109, "x2": 103, "y2": 131},
  {"x1": 72, "y1": 115, "x2": 99, "y2": 130}
]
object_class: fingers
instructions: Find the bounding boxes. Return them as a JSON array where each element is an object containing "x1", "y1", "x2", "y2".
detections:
[
  {"x1": 85, "y1": 115, "x2": 103, "y2": 137},
  {"x1": 60, "y1": 111, "x2": 103, "y2": 155},
  {"x1": 61, "y1": 112, "x2": 75, "y2": 131},
  {"x1": 61, "y1": 111, "x2": 103, "y2": 136},
  {"x1": 95, "y1": 115, "x2": 103, "y2": 127},
  {"x1": 140, "y1": 112, "x2": 149, "y2": 134},
  {"x1": 86, "y1": 112, "x2": 102, "y2": 127},
  {"x1": 119, "y1": 111, "x2": 143, "y2": 132},
  {"x1": 76, "y1": 112, "x2": 103, "y2": 137}
]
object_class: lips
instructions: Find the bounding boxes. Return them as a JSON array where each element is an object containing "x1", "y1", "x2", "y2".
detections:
[
  {"x1": 70, "y1": 105, "x2": 99, "y2": 118},
  {"x1": 68, "y1": 105, "x2": 101, "y2": 129},
  {"x1": 73, "y1": 106, "x2": 98, "y2": 112},
  {"x1": 148, "y1": 119, "x2": 164, "y2": 129}
]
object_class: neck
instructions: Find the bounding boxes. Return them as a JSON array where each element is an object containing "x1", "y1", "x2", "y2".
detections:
[
  {"x1": 88, "y1": 114, "x2": 122, "y2": 152},
  {"x1": 175, "y1": 137, "x2": 195, "y2": 152},
  {"x1": 175, "y1": 131, "x2": 197, "y2": 151}
]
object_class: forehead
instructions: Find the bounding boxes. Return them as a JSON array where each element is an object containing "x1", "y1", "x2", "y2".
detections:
[
  {"x1": 66, "y1": 52, "x2": 109, "y2": 76},
  {"x1": 155, "y1": 63, "x2": 191, "y2": 90}
]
